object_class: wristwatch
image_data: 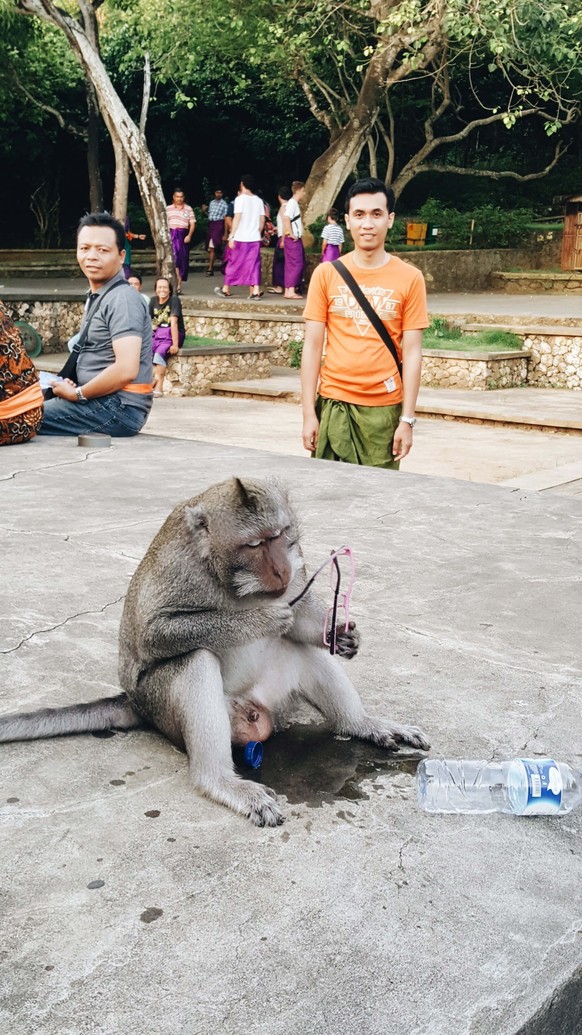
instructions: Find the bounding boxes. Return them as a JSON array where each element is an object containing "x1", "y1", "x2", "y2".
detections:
[
  {"x1": 75, "y1": 386, "x2": 87, "y2": 402},
  {"x1": 399, "y1": 416, "x2": 416, "y2": 428}
]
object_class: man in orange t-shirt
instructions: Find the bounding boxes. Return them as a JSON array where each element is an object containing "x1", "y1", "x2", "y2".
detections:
[{"x1": 301, "y1": 177, "x2": 428, "y2": 468}]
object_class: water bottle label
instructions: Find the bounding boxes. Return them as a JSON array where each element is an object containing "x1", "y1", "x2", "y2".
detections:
[{"x1": 519, "y1": 759, "x2": 562, "y2": 815}]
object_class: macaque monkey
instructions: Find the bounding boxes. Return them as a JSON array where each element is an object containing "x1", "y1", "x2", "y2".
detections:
[{"x1": 0, "y1": 477, "x2": 429, "y2": 826}]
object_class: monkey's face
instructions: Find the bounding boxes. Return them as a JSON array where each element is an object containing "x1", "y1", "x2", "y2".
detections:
[
  {"x1": 185, "y1": 477, "x2": 302, "y2": 598},
  {"x1": 230, "y1": 528, "x2": 295, "y2": 598},
  {"x1": 229, "y1": 699, "x2": 274, "y2": 745}
]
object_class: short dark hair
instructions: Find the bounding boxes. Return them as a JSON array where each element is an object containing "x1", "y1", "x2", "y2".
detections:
[
  {"x1": 344, "y1": 178, "x2": 395, "y2": 215},
  {"x1": 241, "y1": 173, "x2": 256, "y2": 192},
  {"x1": 278, "y1": 185, "x2": 292, "y2": 201},
  {"x1": 129, "y1": 271, "x2": 142, "y2": 284},
  {"x1": 327, "y1": 208, "x2": 339, "y2": 220},
  {"x1": 77, "y1": 211, "x2": 126, "y2": 252},
  {"x1": 173, "y1": 186, "x2": 185, "y2": 195}
]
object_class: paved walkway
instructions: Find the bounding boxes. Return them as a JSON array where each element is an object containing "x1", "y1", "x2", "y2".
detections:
[{"x1": 2, "y1": 269, "x2": 582, "y2": 322}]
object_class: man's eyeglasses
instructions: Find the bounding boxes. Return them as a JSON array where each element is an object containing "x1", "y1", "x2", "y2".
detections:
[{"x1": 289, "y1": 546, "x2": 355, "y2": 656}]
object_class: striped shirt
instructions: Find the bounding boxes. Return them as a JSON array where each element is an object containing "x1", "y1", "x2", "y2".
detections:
[
  {"x1": 321, "y1": 223, "x2": 345, "y2": 245},
  {"x1": 208, "y1": 198, "x2": 228, "y2": 221},
  {"x1": 166, "y1": 203, "x2": 195, "y2": 230}
]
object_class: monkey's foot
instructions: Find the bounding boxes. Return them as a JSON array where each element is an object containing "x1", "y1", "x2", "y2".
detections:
[
  {"x1": 355, "y1": 718, "x2": 430, "y2": 753},
  {"x1": 201, "y1": 777, "x2": 284, "y2": 827}
]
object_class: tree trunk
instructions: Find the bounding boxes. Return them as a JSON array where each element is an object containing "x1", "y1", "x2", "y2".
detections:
[
  {"x1": 302, "y1": 121, "x2": 371, "y2": 225},
  {"x1": 21, "y1": 0, "x2": 173, "y2": 278},
  {"x1": 85, "y1": 82, "x2": 103, "y2": 211}
]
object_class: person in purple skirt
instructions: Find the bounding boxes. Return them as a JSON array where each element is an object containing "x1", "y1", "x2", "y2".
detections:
[
  {"x1": 214, "y1": 175, "x2": 265, "y2": 300},
  {"x1": 283, "y1": 180, "x2": 306, "y2": 299},
  {"x1": 149, "y1": 277, "x2": 185, "y2": 396},
  {"x1": 320, "y1": 208, "x2": 345, "y2": 262},
  {"x1": 267, "y1": 186, "x2": 291, "y2": 294},
  {"x1": 166, "y1": 188, "x2": 196, "y2": 294}
]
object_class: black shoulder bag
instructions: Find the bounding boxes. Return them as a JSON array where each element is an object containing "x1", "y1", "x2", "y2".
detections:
[
  {"x1": 332, "y1": 259, "x2": 402, "y2": 379},
  {"x1": 43, "y1": 279, "x2": 131, "y2": 400}
]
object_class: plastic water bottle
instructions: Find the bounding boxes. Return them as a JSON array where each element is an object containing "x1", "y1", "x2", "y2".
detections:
[{"x1": 417, "y1": 758, "x2": 582, "y2": 816}]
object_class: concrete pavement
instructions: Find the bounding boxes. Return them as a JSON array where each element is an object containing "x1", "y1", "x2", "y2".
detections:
[{"x1": 1, "y1": 426, "x2": 582, "y2": 1035}]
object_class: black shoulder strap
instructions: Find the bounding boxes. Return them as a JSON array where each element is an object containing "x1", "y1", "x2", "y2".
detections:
[
  {"x1": 332, "y1": 259, "x2": 402, "y2": 378},
  {"x1": 74, "y1": 279, "x2": 132, "y2": 354}
]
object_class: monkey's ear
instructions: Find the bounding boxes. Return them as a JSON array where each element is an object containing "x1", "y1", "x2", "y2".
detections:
[
  {"x1": 185, "y1": 504, "x2": 209, "y2": 535},
  {"x1": 232, "y1": 478, "x2": 256, "y2": 511}
]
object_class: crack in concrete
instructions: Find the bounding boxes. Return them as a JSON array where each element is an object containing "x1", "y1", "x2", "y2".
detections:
[
  {"x1": 0, "y1": 594, "x2": 126, "y2": 656},
  {"x1": 0, "y1": 449, "x2": 107, "y2": 482}
]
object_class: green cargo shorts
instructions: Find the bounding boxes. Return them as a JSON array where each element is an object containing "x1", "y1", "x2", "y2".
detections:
[{"x1": 313, "y1": 396, "x2": 402, "y2": 470}]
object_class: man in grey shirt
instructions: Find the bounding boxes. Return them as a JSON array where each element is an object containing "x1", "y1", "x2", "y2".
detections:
[{"x1": 39, "y1": 212, "x2": 153, "y2": 437}]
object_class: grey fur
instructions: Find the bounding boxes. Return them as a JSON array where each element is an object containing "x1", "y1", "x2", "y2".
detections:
[{"x1": 0, "y1": 477, "x2": 429, "y2": 826}]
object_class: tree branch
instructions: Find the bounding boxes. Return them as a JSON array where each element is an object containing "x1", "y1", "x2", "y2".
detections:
[
  {"x1": 296, "y1": 72, "x2": 336, "y2": 133},
  {"x1": 8, "y1": 66, "x2": 87, "y2": 140},
  {"x1": 405, "y1": 141, "x2": 568, "y2": 184},
  {"x1": 139, "y1": 51, "x2": 151, "y2": 136}
]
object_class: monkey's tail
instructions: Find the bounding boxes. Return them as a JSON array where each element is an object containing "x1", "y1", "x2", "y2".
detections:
[{"x1": 0, "y1": 693, "x2": 143, "y2": 744}]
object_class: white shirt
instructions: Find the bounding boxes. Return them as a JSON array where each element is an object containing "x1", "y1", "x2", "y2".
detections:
[
  {"x1": 285, "y1": 198, "x2": 303, "y2": 239},
  {"x1": 233, "y1": 193, "x2": 265, "y2": 242}
]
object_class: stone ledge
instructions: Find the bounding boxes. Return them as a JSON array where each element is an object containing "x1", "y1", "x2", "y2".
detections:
[
  {"x1": 463, "y1": 322, "x2": 582, "y2": 337},
  {"x1": 424, "y1": 348, "x2": 530, "y2": 360},
  {"x1": 181, "y1": 343, "x2": 277, "y2": 356}
]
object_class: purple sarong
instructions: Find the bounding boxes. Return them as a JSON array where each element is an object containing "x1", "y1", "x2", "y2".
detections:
[
  {"x1": 272, "y1": 239, "x2": 285, "y2": 288},
  {"x1": 321, "y1": 243, "x2": 341, "y2": 263},
  {"x1": 284, "y1": 237, "x2": 305, "y2": 289},
  {"x1": 224, "y1": 240, "x2": 261, "y2": 287},
  {"x1": 170, "y1": 227, "x2": 190, "y2": 282},
  {"x1": 206, "y1": 219, "x2": 225, "y2": 256},
  {"x1": 152, "y1": 325, "x2": 184, "y2": 365}
]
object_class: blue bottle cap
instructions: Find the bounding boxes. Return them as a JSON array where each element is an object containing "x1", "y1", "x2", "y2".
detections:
[{"x1": 243, "y1": 741, "x2": 263, "y2": 769}]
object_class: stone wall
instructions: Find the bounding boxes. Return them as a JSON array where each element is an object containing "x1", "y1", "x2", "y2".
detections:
[
  {"x1": 184, "y1": 312, "x2": 302, "y2": 367},
  {"x1": 4, "y1": 299, "x2": 85, "y2": 353},
  {"x1": 421, "y1": 351, "x2": 530, "y2": 390},
  {"x1": 525, "y1": 333, "x2": 582, "y2": 390},
  {"x1": 162, "y1": 345, "x2": 275, "y2": 396},
  {"x1": 262, "y1": 239, "x2": 561, "y2": 293}
]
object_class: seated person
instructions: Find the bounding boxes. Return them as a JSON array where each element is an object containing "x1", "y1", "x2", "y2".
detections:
[
  {"x1": 0, "y1": 301, "x2": 44, "y2": 446},
  {"x1": 149, "y1": 277, "x2": 185, "y2": 397},
  {"x1": 39, "y1": 211, "x2": 153, "y2": 438}
]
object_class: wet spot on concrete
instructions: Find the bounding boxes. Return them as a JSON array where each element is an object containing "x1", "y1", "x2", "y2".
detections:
[
  {"x1": 242, "y1": 724, "x2": 422, "y2": 807},
  {"x1": 44, "y1": 965, "x2": 54, "y2": 971},
  {"x1": 125, "y1": 771, "x2": 135, "y2": 777},
  {"x1": 145, "y1": 809, "x2": 160, "y2": 818},
  {"x1": 167, "y1": 837, "x2": 176, "y2": 843},
  {"x1": 6, "y1": 797, "x2": 19, "y2": 804},
  {"x1": 280, "y1": 831, "x2": 291, "y2": 842},
  {"x1": 110, "y1": 779, "x2": 125, "y2": 786},
  {"x1": 140, "y1": 907, "x2": 163, "y2": 924},
  {"x1": 91, "y1": 730, "x2": 116, "y2": 739},
  {"x1": 87, "y1": 880, "x2": 105, "y2": 889}
]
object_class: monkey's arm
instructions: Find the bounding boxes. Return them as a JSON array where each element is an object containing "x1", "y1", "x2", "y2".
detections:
[{"x1": 140, "y1": 603, "x2": 294, "y2": 660}]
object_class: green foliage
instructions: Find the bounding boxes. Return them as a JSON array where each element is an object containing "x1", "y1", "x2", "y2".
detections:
[
  {"x1": 288, "y1": 340, "x2": 304, "y2": 368},
  {"x1": 417, "y1": 199, "x2": 535, "y2": 248},
  {"x1": 423, "y1": 322, "x2": 523, "y2": 351}
]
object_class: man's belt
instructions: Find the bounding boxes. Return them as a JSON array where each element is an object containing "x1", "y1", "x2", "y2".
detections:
[{"x1": 121, "y1": 383, "x2": 153, "y2": 394}]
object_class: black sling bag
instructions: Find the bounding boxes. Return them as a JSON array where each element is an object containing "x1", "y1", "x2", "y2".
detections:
[
  {"x1": 43, "y1": 279, "x2": 131, "y2": 399},
  {"x1": 332, "y1": 259, "x2": 402, "y2": 379}
]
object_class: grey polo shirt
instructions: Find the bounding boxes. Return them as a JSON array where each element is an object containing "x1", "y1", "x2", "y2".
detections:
[{"x1": 76, "y1": 273, "x2": 153, "y2": 409}]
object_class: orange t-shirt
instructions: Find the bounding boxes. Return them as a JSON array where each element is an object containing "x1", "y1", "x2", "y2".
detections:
[{"x1": 303, "y1": 252, "x2": 429, "y2": 406}]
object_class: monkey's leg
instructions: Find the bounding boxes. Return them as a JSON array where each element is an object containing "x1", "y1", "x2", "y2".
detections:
[
  {"x1": 141, "y1": 650, "x2": 285, "y2": 827},
  {"x1": 298, "y1": 648, "x2": 430, "y2": 752}
]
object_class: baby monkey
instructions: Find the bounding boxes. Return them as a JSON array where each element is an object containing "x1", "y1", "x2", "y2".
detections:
[{"x1": 229, "y1": 698, "x2": 274, "y2": 745}]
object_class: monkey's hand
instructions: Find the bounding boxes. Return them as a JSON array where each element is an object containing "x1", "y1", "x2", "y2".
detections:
[{"x1": 334, "y1": 620, "x2": 360, "y2": 660}]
